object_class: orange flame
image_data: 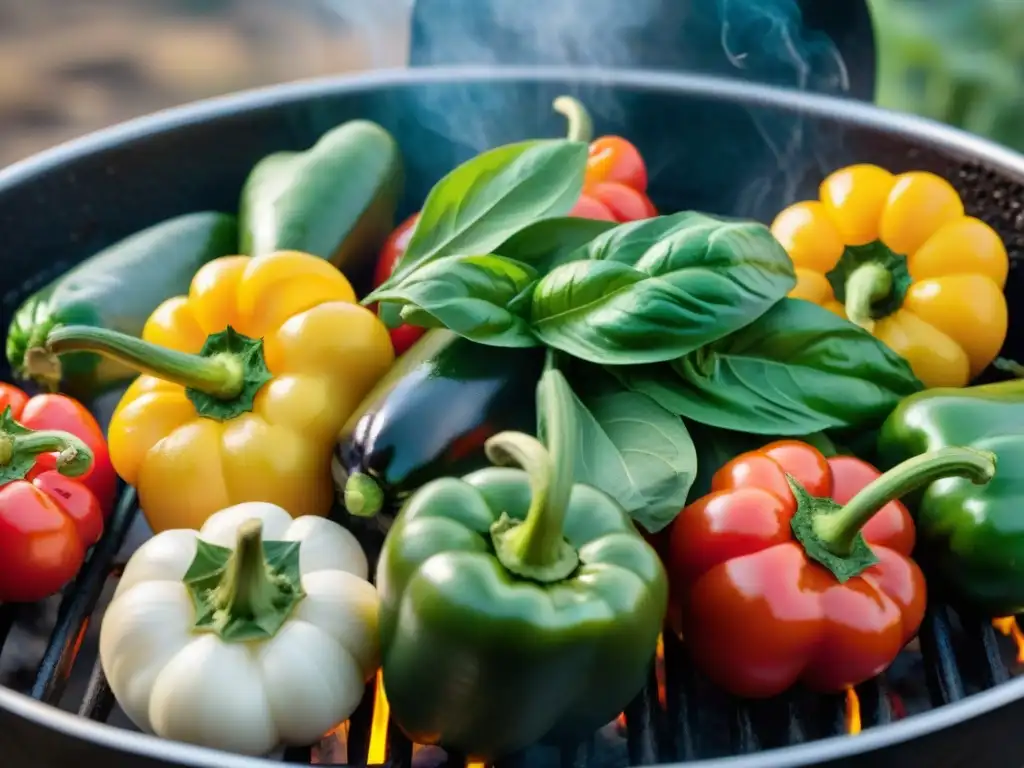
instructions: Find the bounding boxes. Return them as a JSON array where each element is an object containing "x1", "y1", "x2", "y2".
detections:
[
  {"x1": 655, "y1": 634, "x2": 666, "y2": 708},
  {"x1": 993, "y1": 617, "x2": 1024, "y2": 663},
  {"x1": 367, "y1": 672, "x2": 390, "y2": 764},
  {"x1": 844, "y1": 687, "x2": 861, "y2": 735},
  {"x1": 466, "y1": 762, "x2": 487, "y2": 768}
]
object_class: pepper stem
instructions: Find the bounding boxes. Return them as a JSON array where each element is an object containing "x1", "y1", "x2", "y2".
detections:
[
  {"x1": 817, "y1": 447, "x2": 997, "y2": 555},
  {"x1": 790, "y1": 446, "x2": 997, "y2": 582},
  {"x1": 844, "y1": 262, "x2": 892, "y2": 332},
  {"x1": 43, "y1": 325, "x2": 273, "y2": 422},
  {"x1": 553, "y1": 96, "x2": 594, "y2": 144},
  {"x1": 488, "y1": 367, "x2": 579, "y2": 583},
  {"x1": 211, "y1": 520, "x2": 289, "y2": 632},
  {"x1": 0, "y1": 406, "x2": 93, "y2": 485},
  {"x1": 344, "y1": 472, "x2": 384, "y2": 517},
  {"x1": 45, "y1": 325, "x2": 243, "y2": 398}
]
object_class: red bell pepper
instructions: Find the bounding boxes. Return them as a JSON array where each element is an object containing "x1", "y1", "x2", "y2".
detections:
[
  {"x1": 555, "y1": 96, "x2": 657, "y2": 223},
  {"x1": 0, "y1": 382, "x2": 117, "y2": 513},
  {"x1": 0, "y1": 404, "x2": 105, "y2": 603},
  {"x1": 667, "y1": 440, "x2": 996, "y2": 698},
  {"x1": 373, "y1": 212, "x2": 427, "y2": 355}
]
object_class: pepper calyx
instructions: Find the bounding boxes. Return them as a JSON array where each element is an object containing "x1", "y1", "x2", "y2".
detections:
[
  {"x1": 0, "y1": 406, "x2": 94, "y2": 485},
  {"x1": 344, "y1": 471, "x2": 384, "y2": 517},
  {"x1": 826, "y1": 241, "x2": 911, "y2": 328},
  {"x1": 185, "y1": 518, "x2": 306, "y2": 643},
  {"x1": 187, "y1": 327, "x2": 273, "y2": 421},
  {"x1": 788, "y1": 476, "x2": 880, "y2": 583}
]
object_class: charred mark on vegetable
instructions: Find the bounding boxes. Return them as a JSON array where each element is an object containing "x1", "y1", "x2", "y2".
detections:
[
  {"x1": 826, "y1": 242, "x2": 912, "y2": 326},
  {"x1": 788, "y1": 446, "x2": 997, "y2": 583},
  {"x1": 185, "y1": 519, "x2": 305, "y2": 643},
  {"x1": 0, "y1": 406, "x2": 94, "y2": 484}
]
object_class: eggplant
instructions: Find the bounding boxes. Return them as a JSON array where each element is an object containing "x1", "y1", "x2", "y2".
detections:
[{"x1": 331, "y1": 329, "x2": 545, "y2": 535}]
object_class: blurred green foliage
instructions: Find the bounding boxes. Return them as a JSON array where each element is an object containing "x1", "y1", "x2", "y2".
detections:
[{"x1": 871, "y1": 0, "x2": 1024, "y2": 150}]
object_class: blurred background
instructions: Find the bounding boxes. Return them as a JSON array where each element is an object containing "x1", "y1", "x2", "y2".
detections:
[{"x1": 0, "y1": 0, "x2": 1021, "y2": 167}]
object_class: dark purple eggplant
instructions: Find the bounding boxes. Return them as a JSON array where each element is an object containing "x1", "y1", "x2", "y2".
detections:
[{"x1": 331, "y1": 329, "x2": 544, "y2": 535}]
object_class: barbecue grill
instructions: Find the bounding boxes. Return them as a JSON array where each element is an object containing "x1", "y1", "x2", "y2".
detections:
[{"x1": 3, "y1": 19, "x2": 1024, "y2": 768}]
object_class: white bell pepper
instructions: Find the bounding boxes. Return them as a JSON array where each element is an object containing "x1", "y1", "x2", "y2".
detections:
[{"x1": 99, "y1": 501, "x2": 380, "y2": 756}]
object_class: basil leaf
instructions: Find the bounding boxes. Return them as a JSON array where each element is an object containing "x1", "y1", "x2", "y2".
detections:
[
  {"x1": 529, "y1": 212, "x2": 796, "y2": 365},
  {"x1": 495, "y1": 217, "x2": 617, "y2": 272},
  {"x1": 373, "y1": 254, "x2": 540, "y2": 347},
  {"x1": 615, "y1": 298, "x2": 924, "y2": 435},
  {"x1": 367, "y1": 139, "x2": 588, "y2": 300},
  {"x1": 541, "y1": 367, "x2": 698, "y2": 533}
]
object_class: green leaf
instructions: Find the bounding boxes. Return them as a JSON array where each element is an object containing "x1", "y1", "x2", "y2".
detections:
[
  {"x1": 366, "y1": 139, "x2": 589, "y2": 300},
  {"x1": 541, "y1": 366, "x2": 698, "y2": 533},
  {"x1": 495, "y1": 216, "x2": 618, "y2": 272},
  {"x1": 372, "y1": 254, "x2": 541, "y2": 347},
  {"x1": 616, "y1": 298, "x2": 924, "y2": 435},
  {"x1": 528, "y1": 212, "x2": 796, "y2": 365}
]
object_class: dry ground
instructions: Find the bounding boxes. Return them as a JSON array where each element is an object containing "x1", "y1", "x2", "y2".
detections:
[{"x1": 0, "y1": 0, "x2": 408, "y2": 166}]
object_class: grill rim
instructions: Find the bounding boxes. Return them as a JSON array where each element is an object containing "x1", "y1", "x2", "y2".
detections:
[{"x1": 3, "y1": 63, "x2": 1024, "y2": 768}]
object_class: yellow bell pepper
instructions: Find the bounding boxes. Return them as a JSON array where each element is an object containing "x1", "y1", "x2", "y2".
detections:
[
  {"x1": 770, "y1": 164, "x2": 1009, "y2": 389},
  {"x1": 40, "y1": 250, "x2": 394, "y2": 533}
]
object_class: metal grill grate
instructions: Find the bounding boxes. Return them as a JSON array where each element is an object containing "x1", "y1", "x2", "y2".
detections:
[{"x1": 0, "y1": 478, "x2": 1021, "y2": 768}]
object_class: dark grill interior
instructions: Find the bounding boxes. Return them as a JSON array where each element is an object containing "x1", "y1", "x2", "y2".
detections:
[{"x1": 3, "y1": 84, "x2": 1024, "y2": 768}]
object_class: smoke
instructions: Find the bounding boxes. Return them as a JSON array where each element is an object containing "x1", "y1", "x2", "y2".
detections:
[{"x1": 317, "y1": 0, "x2": 857, "y2": 220}]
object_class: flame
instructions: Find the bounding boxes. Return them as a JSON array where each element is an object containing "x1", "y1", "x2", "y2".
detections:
[
  {"x1": 655, "y1": 634, "x2": 666, "y2": 708},
  {"x1": 367, "y1": 671, "x2": 390, "y2": 764},
  {"x1": 992, "y1": 617, "x2": 1024, "y2": 663},
  {"x1": 844, "y1": 687, "x2": 861, "y2": 735},
  {"x1": 466, "y1": 762, "x2": 487, "y2": 768}
]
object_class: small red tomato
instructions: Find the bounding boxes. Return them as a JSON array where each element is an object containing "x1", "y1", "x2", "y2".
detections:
[
  {"x1": 0, "y1": 406, "x2": 104, "y2": 603},
  {"x1": 587, "y1": 182, "x2": 658, "y2": 222},
  {"x1": 0, "y1": 383, "x2": 116, "y2": 514},
  {"x1": 569, "y1": 195, "x2": 617, "y2": 221},
  {"x1": 375, "y1": 213, "x2": 426, "y2": 355},
  {"x1": 585, "y1": 136, "x2": 648, "y2": 193}
]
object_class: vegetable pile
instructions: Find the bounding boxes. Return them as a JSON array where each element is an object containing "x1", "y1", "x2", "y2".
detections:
[{"x1": 1, "y1": 94, "x2": 1018, "y2": 760}]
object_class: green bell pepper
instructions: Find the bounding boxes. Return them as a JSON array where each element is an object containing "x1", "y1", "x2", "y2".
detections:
[
  {"x1": 6, "y1": 211, "x2": 237, "y2": 401},
  {"x1": 376, "y1": 365, "x2": 668, "y2": 761},
  {"x1": 239, "y1": 120, "x2": 402, "y2": 272},
  {"x1": 876, "y1": 379, "x2": 1021, "y2": 616}
]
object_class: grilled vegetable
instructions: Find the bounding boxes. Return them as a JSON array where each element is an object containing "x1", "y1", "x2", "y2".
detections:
[
  {"x1": 668, "y1": 439, "x2": 993, "y2": 698},
  {"x1": 0, "y1": 407, "x2": 102, "y2": 603},
  {"x1": 41, "y1": 251, "x2": 394, "y2": 533},
  {"x1": 376, "y1": 366, "x2": 667, "y2": 760},
  {"x1": 876, "y1": 378, "x2": 1024, "y2": 615},
  {"x1": 100, "y1": 502, "x2": 379, "y2": 756},
  {"x1": 373, "y1": 213, "x2": 426, "y2": 355},
  {"x1": 335, "y1": 329, "x2": 544, "y2": 527},
  {"x1": 771, "y1": 164, "x2": 1008, "y2": 388},
  {"x1": 8, "y1": 212, "x2": 238, "y2": 399},
  {"x1": 0, "y1": 382, "x2": 117, "y2": 514},
  {"x1": 555, "y1": 96, "x2": 657, "y2": 223},
  {"x1": 239, "y1": 120, "x2": 402, "y2": 272}
]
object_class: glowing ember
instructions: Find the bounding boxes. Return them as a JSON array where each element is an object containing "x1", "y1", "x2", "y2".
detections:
[
  {"x1": 368, "y1": 671, "x2": 390, "y2": 764},
  {"x1": 844, "y1": 687, "x2": 861, "y2": 735},
  {"x1": 992, "y1": 617, "x2": 1024, "y2": 663}
]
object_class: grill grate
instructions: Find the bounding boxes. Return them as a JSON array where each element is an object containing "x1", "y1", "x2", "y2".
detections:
[{"x1": 0, "y1": 483, "x2": 1020, "y2": 768}]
